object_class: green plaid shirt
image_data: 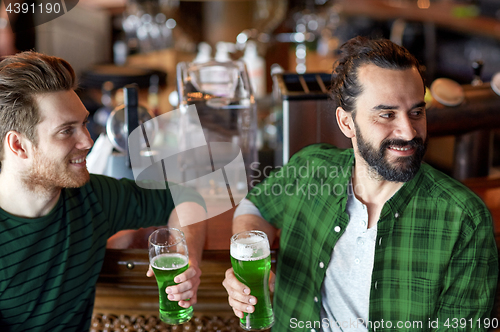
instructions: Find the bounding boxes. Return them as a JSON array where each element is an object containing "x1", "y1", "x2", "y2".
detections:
[{"x1": 247, "y1": 144, "x2": 498, "y2": 332}]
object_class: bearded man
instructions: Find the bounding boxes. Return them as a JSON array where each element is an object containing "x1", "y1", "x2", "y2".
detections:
[
  {"x1": 0, "y1": 52, "x2": 207, "y2": 331},
  {"x1": 223, "y1": 37, "x2": 498, "y2": 331}
]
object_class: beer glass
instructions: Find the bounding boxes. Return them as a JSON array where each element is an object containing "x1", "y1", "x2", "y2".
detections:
[
  {"x1": 230, "y1": 230, "x2": 274, "y2": 330},
  {"x1": 148, "y1": 228, "x2": 193, "y2": 324}
]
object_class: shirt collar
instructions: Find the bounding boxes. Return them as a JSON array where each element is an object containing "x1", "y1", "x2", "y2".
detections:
[
  {"x1": 379, "y1": 163, "x2": 426, "y2": 221},
  {"x1": 332, "y1": 149, "x2": 355, "y2": 213},
  {"x1": 344, "y1": 150, "x2": 427, "y2": 221}
]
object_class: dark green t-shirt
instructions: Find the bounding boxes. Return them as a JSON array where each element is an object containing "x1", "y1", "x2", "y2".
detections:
[{"x1": 0, "y1": 174, "x2": 204, "y2": 331}]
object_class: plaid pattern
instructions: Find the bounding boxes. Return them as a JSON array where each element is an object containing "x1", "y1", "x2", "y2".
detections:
[{"x1": 248, "y1": 144, "x2": 498, "y2": 332}]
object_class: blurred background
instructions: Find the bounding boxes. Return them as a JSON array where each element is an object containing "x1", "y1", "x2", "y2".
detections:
[
  {"x1": 3, "y1": 0, "x2": 500, "y2": 328},
  {"x1": 3, "y1": 0, "x2": 500, "y2": 179}
]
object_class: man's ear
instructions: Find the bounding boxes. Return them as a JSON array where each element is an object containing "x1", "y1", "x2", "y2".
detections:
[
  {"x1": 4, "y1": 131, "x2": 30, "y2": 159},
  {"x1": 336, "y1": 107, "x2": 355, "y2": 138}
]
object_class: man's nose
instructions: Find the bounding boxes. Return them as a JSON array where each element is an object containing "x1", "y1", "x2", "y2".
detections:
[
  {"x1": 394, "y1": 115, "x2": 417, "y2": 141},
  {"x1": 76, "y1": 127, "x2": 94, "y2": 150}
]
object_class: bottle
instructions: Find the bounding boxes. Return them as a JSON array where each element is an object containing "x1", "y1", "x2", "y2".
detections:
[
  {"x1": 94, "y1": 81, "x2": 115, "y2": 129},
  {"x1": 193, "y1": 42, "x2": 212, "y2": 64},
  {"x1": 148, "y1": 74, "x2": 160, "y2": 116},
  {"x1": 241, "y1": 41, "x2": 266, "y2": 99},
  {"x1": 113, "y1": 39, "x2": 128, "y2": 66},
  {"x1": 215, "y1": 42, "x2": 234, "y2": 62}
]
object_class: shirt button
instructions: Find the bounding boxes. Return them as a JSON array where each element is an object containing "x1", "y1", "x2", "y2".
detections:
[
  {"x1": 355, "y1": 258, "x2": 360, "y2": 264},
  {"x1": 395, "y1": 212, "x2": 400, "y2": 218},
  {"x1": 361, "y1": 221, "x2": 367, "y2": 227},
  {"x1": 314, "y1": 296, "x2": 318, "y2": 303},
  {"x1": 311, "y1": 329, "x2": 316, "y2": 332},
  {"x1": 379, "y1": 237, "x2": 383, "y2": 246},
  {"x1": 319, "y1": 262, "x2": 325, "y2": 269},
  {"x1": 334, "y1": 226, "x2": 341, "y2": 232},
  {"x1": 375, "y1": 281, "x2": 378, "y2": 289}
]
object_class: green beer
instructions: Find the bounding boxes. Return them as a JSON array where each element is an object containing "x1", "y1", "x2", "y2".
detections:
[
  {"x1": 151, "y1": 253, "x2": 193, "y2": 324},
  {"x1": 231, "y1": 231, "x2": 274, "y2": 330}
]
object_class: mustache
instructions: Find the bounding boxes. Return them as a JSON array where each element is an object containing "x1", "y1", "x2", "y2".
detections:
[
  {"x1": 66, "y1": 149, "x2": 91, "y2": 160},
  {"x1": 380, "y1": 137, "x2": 426, "y2": 151}
]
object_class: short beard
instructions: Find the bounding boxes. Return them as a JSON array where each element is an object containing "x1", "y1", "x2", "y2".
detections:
[
  {"x1": 22, "y1": 147, "x2": 90, "y2": 195},
  {"x1": 354, "y1": 122, "x2": 427, "y2": 183}
]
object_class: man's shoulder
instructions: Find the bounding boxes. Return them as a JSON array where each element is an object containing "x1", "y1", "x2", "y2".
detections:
[
  {"x1": 86, "y1": 174, "x2": 136, "y2": 187},
  {"x1": 79, "y1": 174, "x2": 116, "y2": 191},
  {"x1": 291, "y1": 143, "x2": 353, "y2": 166},
  {"x1": 417, "y1": 164, "x2": 489, "y2": 217},
  {"x1": 73, "y1": 174, "x2": 135, "y2": 198}
]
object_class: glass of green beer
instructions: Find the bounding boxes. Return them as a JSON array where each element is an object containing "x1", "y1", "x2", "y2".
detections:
[
  {"x1": 230, "y1": 230, "x2": 274, "y2": 331},
  {"x1": 148, "y1": 228, "x2": 193, "y2": 324}
]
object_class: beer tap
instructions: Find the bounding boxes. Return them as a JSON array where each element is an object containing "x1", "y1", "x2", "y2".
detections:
[{"x1": 471, "y1": 60, "x2": 483, "y2": 86}]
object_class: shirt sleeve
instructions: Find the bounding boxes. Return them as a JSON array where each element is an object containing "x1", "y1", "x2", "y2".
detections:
[
  {"x1": 246, "y1": 151, "x2": 304, "y2": 229},
  {"x1": 89, "y1": 175, "x2": 206, "y2": 234},
  {"x1": 233, "y1": 198, "x2": 263, "y2": 219},
  {"x1": 246, "y1": 144, "x2": 347, "y2": 229},
  {"x1": 434, "y1": 209, "x2": 498, "y2": 332}
]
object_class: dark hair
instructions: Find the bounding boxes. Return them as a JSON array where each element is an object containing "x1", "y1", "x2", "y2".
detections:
[
  {"x1": 330, "y1": 36, "x2": 423, "y2": 115},
  {"x1": 0, "y1": 51, "x2": 76, "y2": 164}
]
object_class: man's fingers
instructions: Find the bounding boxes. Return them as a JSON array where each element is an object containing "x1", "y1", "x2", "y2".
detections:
[
  {"x1": 173, "y1": 266, "x2": 198, "y2": 283},
  {"x1": 146, "y1": 265, "x2": 154, "y2": 277},
  {"x1": 168, "y1": 289, "x2": 194, "y2": 302},
  {"x1": 233, "y1": 308, "x2": 245, "y2": 319},
  {"x1": 167, "y1": 279, "x2": 194, "y2": 295},
  {"x1": 224, "y1": 268, "x2": 251, "y2": 295},
  {"x1": 178, "y1": 294, "x2": 197, "y2": 308},
  {"x1": 228, "y1": 295, "x2": 255, "y2": 314},
  {"x1": 223, "y1": 268, "x2": 257, "y2": 314},
  {"x1": 224, "y1": 284, "x2": 257, "y2": 306},
  {"x1": 269, "y1": 271, "x2": 276, "y2": 292},
  {"x1": 165, "y1": 265, "x2": 201, "y2": 301}
]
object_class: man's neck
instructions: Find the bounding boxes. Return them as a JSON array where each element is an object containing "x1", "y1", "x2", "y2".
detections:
[
  {"x1": 352, "y1": 164, "x2": 404, "y2": 205},
  {"x1": 0, "y1": 173, "x2": 62, "y2": 218},
  {"x1": 351, "y1": 158, "x2": 404, "y2": 228}
]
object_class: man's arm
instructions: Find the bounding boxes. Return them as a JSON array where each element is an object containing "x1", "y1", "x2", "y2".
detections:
[
  {"x1": 222, "y1": 212, "x2": 278, "y2": 318},
  {"x1": 434, "y1": 213, "x2": 498, "y2": 331},
  {"x1": 233, "y1": 214, "x2": 278, "y2": 245},
  {"x1": 147, "y1": 201, "x2": 207, "y2": 308}
]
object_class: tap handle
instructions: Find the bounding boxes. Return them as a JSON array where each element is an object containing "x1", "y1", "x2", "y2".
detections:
[
  {"x1": 472, "y1": 60, "x2": 483, "y2": 86},
  {"x1": 472, "y1": 60, "x2": 483, "y2": 77}
]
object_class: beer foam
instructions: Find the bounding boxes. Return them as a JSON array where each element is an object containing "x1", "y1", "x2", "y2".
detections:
[
  {"x1": 152, "y1": 253, "x2": 188, "y2": 270},
  {"x1": 230, "y1": 235, "x2": 270, "y2": 261}
]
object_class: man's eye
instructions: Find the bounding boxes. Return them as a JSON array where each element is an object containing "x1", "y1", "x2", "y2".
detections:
[
  {"x1": 380, "y1": 113, "x2": 393, "y2": 119},
  {"x1": 411, "y1": 109, "x2": 425, "y2": 117},
  {"x1": 60, "y1": 128, "x2": 74, "y2": 135}
]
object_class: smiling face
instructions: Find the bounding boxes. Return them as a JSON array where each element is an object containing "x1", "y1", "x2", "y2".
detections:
[
  {"x1": 349, "y1": 64, "x2": 427, "y2": 182},
  {"x1": 22, "y1": 90, "x2": 94, "y2": 191}
]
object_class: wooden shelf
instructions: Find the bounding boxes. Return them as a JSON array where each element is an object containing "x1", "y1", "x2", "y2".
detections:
[{"x1": 337, "y1": 0, "x2": 500, "y2": 40}]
